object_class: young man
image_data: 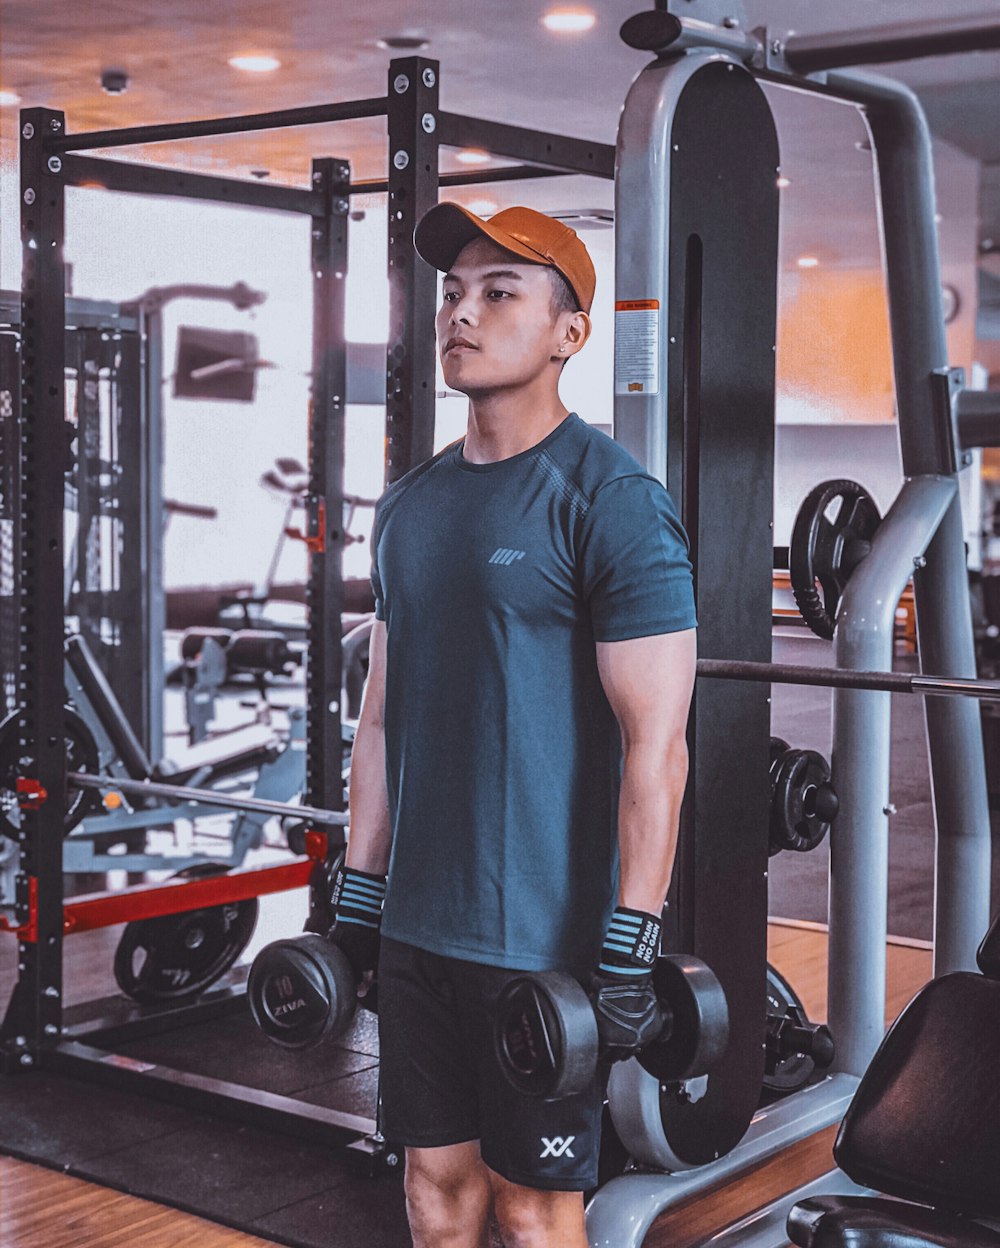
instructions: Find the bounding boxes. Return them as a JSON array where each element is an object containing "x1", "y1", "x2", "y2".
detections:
[{"x1": 333, "y1": 204, "x2": 697, "y2": 1247}]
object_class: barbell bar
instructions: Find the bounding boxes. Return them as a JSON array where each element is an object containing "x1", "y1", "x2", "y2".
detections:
[
  {"x1": 68, "y1": 771, "x2": 349, "y2": 827},
  {"x1": 55, "y1": 659, "x2": 997, "y2": 826},
  {"x1": 697, "y1": 659, "x2": 1000, "y2": 701}
]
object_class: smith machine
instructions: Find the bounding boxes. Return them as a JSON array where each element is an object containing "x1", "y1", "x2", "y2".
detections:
[
  {"x1": 2, "y1": 58, "x2": 613, "y2": 1167},
  {"x1": 586, "y1": 4, "x2": 1000, "y2": 1246}
]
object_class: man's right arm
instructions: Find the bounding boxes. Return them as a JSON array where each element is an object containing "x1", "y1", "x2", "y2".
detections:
[{"x1": 346, "y1": 618, "x2": 392, "y2": 875}]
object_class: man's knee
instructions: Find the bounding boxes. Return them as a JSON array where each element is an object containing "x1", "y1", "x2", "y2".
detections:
[
  {"x1": 492, "y1": 1178, "x2": 587, "y2": 1248},
  {"x1": 405, "y1": 1143, "x2": 491, "y2": 1240}
]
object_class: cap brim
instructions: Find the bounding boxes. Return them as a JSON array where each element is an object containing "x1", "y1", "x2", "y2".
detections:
[{"x1": 413, "y1": 203, "x2": 548, "y2": 274}]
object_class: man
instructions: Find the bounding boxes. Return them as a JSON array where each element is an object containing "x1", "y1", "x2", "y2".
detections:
[{"x1": 333, "y1": 204, "x2": 697, "y2": 1247}]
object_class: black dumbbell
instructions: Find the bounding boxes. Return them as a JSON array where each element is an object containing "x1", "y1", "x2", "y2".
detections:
[
  {"x1": 494, "y1": 954, "x2": 729, "y2": 1100},
  {"x1": 247, "y1": 934, "x2": 374, "y2": 1050}
]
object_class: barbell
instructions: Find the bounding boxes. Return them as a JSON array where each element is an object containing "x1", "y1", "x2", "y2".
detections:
[{"x1": 6, "y1": 650, "x2": 996, "y2": 839}]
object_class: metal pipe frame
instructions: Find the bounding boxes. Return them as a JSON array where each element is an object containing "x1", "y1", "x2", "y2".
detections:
[
  {"x1": 783, "y1": 14, "x2": 1000, "y2": 75},
  {"x1": 44, "y1": 97, "x2": 391, "y2": 154},
  {"x1": 589, "y1": 1074, "x2": 859, "y2": 1247},
  {"x1": 828, "y1": 70, "x2": 991, "y2": 978},
  {"x1": 828, "y1": 475, "x2": 955, "y2": 1076},
  {"x1": 47, "y1": 1040, "x2": 395, "y2": 1175}
]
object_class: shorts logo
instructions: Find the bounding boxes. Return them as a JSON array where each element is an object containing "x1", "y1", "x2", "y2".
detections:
[
  {"x1": 540, "y1": 1136, "x2": 575, "y2": 1159},
  {"x1": 489, "y1": 548, "x2": 525, "y2": 566}
]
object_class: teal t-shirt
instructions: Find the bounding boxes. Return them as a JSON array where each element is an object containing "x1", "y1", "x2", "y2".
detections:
[{"x1": 370, "y1": 413, "x2": 697, "y2": 975}]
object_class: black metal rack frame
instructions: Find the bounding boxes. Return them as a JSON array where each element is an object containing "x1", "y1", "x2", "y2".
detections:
[{"x1": 3, "y1": 55, "x2": 613, "y2": 1149}]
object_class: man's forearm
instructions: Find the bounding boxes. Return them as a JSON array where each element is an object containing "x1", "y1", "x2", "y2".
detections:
[
  {"x1": 616, "y1": 740, "x2": 688, "y2": 914},
  {"x1": 346, "y1": 714, "x2": 393, "y2": 875}
]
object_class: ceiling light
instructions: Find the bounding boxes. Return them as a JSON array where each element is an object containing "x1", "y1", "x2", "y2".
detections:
[
  {"x1": 797, "y1": 255, "x2": 820, "y2": 269},
  {"x1": 228, "y1": 54, "x2": 281, "y2": 73},
  {"x1": 542, "y1": 9, "x2": 597, "y2": 34},
  {"x1": 776, "y1": 176, "x2": 791, "y2": 188},
  {"x1": 0, "y1": 89, "x2": 21, "y2": 107},
  {"x1": 465, "y1": 199, "x2": 499, "y2": 217},
  {"x1": 455, "y1": 149, "x2": 491, "y2": 166},
  {"x1": 376, "y1": 35, "x2": 429, "y2": 50}
]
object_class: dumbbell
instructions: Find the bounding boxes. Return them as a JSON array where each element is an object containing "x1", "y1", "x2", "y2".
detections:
[
  {"x1": 247, "y1": 934, "x2": 375, "y2": 1050},
  {"x1": 494, "y1": 954, "x2": 729, "y2": 1100}
]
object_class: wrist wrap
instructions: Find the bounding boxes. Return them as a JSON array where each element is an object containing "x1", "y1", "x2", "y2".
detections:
[
  {"x1": 598, "y1": 905, "x2": 662, "y2": 979},
  {"x1": 330, "y1": 865, "x2": 386, "y2": 931}
]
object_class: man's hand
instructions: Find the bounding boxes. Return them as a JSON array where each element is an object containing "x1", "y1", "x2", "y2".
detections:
[
  {"x1": 591, "y1": 905, "x2": 664, "y2": 1061},
  {"x1": 327, "y1": 864, "x2": 386, "y2": 984}
]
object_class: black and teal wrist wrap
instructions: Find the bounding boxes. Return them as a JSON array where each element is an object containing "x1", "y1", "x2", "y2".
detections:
[
  {"x1": 598, "y1": 905, "x2": 662, "y2": 979},
  {"x1": 328, "y1": 865, "x2": 386, "y2": 982},
  {"x1": 591, "y1": 905, "x2": 664, "y2": 1059}
]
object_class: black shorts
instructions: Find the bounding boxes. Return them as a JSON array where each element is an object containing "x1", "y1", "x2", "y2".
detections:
[{"x1": 377, "y1": 938, "x2": 604, "y2": 1192}]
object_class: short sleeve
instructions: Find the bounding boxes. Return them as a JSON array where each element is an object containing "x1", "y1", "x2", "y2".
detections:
[
  {"x1": 370, "y1": 502, "x2": 386, "y2": 621},
  {"x1": 579, "y1": 475, "x2": 697, "y2": 642}
]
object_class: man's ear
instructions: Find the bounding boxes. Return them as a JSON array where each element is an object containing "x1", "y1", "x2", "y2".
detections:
[{"x1": 561, "y1": 311, "x2": 593, "y2": 359}]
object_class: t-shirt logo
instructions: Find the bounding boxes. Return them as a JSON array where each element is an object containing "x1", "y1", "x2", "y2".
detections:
[{"x1": 488, "y1": 548, "x2": 526, "y2": 566}]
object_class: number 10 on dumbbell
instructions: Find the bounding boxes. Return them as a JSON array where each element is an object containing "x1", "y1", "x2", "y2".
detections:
[{"x1": 494, "y1": 955, "x2": 730, "y2": 1100}]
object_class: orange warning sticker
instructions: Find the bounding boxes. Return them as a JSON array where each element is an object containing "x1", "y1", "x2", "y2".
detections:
[{"x1": 615, "y1": 299, "x2": 660, "y2": 312}]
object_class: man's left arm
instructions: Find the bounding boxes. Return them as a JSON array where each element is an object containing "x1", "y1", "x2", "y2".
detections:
[{"x1": 596, "y1": 627, "x2": 697, "y2": 915}]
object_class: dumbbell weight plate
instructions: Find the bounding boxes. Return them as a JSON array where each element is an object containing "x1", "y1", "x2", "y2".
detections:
[
  {"x1": 248, "y1": 934, "x2": 358, "y2": 1050},
  {"x1": 494, "y1": 971, "x2": 599, "y2": 1100},
  {"x1": 637, "y1": 954, "x2": 730, "y2": 1084}
]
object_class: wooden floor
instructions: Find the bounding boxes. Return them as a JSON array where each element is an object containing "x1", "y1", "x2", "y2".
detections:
[{"x1": 0, "y1": 923, "x2": 932, "y2": 1248}]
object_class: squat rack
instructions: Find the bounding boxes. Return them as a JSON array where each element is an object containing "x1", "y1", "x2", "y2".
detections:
[{"x1": 3, "y1": 57, "x2": 614, "y2": 1152}]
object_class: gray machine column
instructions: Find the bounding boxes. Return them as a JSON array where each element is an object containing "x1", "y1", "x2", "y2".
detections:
[
  {"x1": 829, "y1": 475, "x2": 955, "y2": 1075},
  {"x1": 829, "y1": 71, "x2": 992, "y2": 975}
]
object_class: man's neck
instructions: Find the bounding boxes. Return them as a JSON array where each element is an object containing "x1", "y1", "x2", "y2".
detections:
[{"x1": 462, "y1": 385, "x2": 569, "y2": 465}]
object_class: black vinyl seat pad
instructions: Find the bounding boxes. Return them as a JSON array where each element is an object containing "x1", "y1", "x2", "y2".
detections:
[{"x1": 834, "y1": 974, "x2": 1000, "y2": 1220}]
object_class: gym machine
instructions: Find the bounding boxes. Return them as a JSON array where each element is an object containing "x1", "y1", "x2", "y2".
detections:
[
  {"x1": 585, "y1": 4, "x2": 1000, "y2": 1245},
  {"x1": 3, "y1": 59, "x2": 616, "y2": 1168}
]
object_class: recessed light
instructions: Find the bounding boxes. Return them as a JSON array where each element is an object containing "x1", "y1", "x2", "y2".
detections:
[
  {"x1": 376, "y1": 35, "x2": 430, "y2": 50},
  {"x1": 465, "y1": 199, "x2": 499, "y2": 217},
  {"x1": 455, "y1": 150, "x2": 491, "y2": 166},
  {"x1": 776, "y1": 176, "x2": 791, "y2": 188},
  {"x1": 542, "y1": 8, "x2": 597, "y2": 33},
  {"x1": 797, "y1": 255, "x2": 820, "y2": 269},
  {"x1": 0, "y1": 89, "x2": 22, "y2": 107},
  {"x1": 228, "y1": 54, "x2": 281, "y2": 73}
]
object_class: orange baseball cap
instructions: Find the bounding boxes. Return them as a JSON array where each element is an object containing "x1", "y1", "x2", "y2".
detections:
[{"x1": 414, "y1": 203, "x2": 596, "y2": 314}]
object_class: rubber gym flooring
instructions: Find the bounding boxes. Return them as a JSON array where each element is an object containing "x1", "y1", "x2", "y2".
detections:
[{"x1": 0, "y1": 630, "x2": 996, "y2": 1246}]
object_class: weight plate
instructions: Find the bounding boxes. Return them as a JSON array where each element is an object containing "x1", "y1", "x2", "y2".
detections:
[
  {"x1": 789, "y1": 479, "x2": 882, "y2": 640},
  {"x1": 113, "y1": 865, "x2": 258, "y2": 1004},
  {"x1": 495, "y1": 971, "x2": 598, "y2": 1100},
  {"x1": 763, "y1": 963, "x2": 815, "y2": 1095},
  {"x1": 638, "y1": 954, "x2": 730, "y2": 1083},
  {"x1": 248, "y1": 933, "x2": 357, "y2": 1049},
  {"x1": 0, "y1": 705, "x2": 101, "y2": 838},
  {"x1": 770, "y1": 748, "x2": 837, "y2": 855}
]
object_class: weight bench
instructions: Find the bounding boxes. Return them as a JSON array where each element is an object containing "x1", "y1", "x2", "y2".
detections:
[{"x1": 788, "y1": 914, "x2": 1000, "y2": 1248}]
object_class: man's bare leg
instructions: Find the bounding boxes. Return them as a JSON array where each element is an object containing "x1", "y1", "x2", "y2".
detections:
[
  {"x1": 490, "y1": 1168, "x2": 588, "y2": 1248},
  {"x1": 405, "y1": 1141, "x2": 493, "y2": 1248}
]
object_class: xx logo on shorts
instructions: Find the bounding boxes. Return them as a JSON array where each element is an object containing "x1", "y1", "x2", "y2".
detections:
[{"x1": 540, "y1": 1136, "x2": 575, "y2": 1159}]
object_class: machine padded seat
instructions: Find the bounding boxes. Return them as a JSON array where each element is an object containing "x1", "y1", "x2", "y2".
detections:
[
  {"x1": 832, "y1": 971, "x2": 1000, "y2": 1219},
  {"x1": 788, "y1": 1196, "x2": 1000, "y2": 1248}
]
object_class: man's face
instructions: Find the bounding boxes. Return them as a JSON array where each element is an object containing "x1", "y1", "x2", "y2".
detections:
[{"x1": 436, "y1": 236, "x2": 568, "y2": 398}]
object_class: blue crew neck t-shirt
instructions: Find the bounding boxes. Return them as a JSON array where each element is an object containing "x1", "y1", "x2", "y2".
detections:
[{"x1": 370, "y1": 412, "x2": 697, "y2": 975}]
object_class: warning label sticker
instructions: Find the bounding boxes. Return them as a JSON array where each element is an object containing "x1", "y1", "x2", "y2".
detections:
[{"x1": 614, "y1": 300, "x2": 659, "y2": 396}]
